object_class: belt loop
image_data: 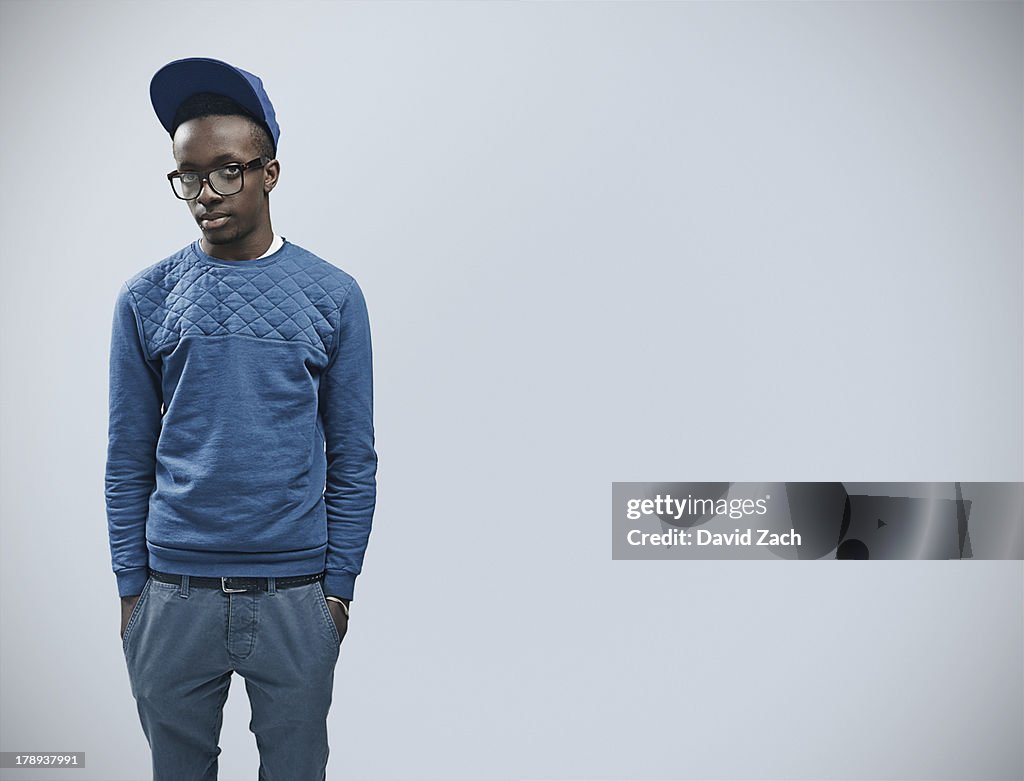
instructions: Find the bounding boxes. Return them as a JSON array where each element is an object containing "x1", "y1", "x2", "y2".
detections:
[
  {"x1": 268, "y1": 576, "x2": 276, "y2": 595},
  {"x1": 180, "y1": 574, "x2": 190, "y2": 599}
]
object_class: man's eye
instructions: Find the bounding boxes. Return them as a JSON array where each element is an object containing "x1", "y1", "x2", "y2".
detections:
[
  {"x1": 221, "y1": 165, "x2": 242, "y2": 177},
  {"x1": 180, "y1": 173, "x2": 199, "y2": 183}
]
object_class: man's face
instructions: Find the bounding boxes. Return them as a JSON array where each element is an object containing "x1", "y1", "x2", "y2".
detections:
[{"x1": 171, "y1": 115, "x2": 279, "y2": 246}]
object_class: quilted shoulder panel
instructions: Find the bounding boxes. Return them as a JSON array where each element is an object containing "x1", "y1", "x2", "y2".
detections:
[{"x1": 125, "y1": 241, "x2": 356, "y2": 361}]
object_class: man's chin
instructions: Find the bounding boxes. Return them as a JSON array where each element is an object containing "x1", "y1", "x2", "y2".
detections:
[{"x1": 200, "y1": 229, "x2": 239, "y2": 245}]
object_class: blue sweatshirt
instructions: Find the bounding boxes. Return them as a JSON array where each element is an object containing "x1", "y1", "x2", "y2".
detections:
[{"x1": 105, "y1": 237, "x2": 377, "y2": 599}]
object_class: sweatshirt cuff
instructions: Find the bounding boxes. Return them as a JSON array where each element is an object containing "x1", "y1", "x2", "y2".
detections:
[
  {"x1": 116, "y1": 566, "x2": 150, "y2": 598},
  {"x1": 323, "y1": 571, "x2": 356, "y2": 600}
]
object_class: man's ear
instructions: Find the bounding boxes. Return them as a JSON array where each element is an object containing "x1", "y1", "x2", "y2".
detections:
[{"x1": 264, "y1": 159, "x2": 280, "y2": 194}]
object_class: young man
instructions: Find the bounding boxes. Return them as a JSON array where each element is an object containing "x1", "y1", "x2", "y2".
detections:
[{"x1": 105, "y1": 57, "x2": 377, "y2": 780}]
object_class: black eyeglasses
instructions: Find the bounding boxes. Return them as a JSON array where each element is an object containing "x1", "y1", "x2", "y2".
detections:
[{"x1": 167, "y1": 157, "x2": 269, "y2": 200}]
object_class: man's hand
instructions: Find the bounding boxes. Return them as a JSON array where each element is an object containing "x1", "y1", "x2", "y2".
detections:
[
  {"x1": 120, "y1": 594, "x2": 141, "y2": 640},
  {"x1": 325, "y1": 598, "x2": 349, "y2": 644}
]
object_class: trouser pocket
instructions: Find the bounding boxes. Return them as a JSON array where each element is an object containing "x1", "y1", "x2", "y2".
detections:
[
  {"x1": 121, "y1": 577, "x2": 153, "y2": 654},
  {"x1": 314, "y1": 582, "x2": 346, "y2": 647}
]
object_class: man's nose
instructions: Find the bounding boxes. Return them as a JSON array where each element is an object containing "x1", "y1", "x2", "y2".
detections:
[{"x1": 195, "y1": 178, "x2": 222, "y2": 206}]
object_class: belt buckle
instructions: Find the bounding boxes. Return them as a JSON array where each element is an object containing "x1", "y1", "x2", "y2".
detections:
[{"x1": 221, "y1": 577, "x2": 248, "y2": 593}]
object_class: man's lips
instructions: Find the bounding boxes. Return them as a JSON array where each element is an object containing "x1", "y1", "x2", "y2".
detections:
[{"x1": 198, "y1": 214, "x2": 230, "y2": 230}]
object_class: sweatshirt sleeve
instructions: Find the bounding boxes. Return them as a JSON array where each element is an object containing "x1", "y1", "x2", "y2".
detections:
[
  {"x1": 105, "y1": 283, "x2": 163, "y2": 598},
  {"x1": 319, "y1": 278, "x2": 378, "y2": 600}
]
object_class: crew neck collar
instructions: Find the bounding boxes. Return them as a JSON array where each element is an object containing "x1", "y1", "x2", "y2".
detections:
[{"x1": 191, "y1": 236, "x2": 290, "y2": 269}]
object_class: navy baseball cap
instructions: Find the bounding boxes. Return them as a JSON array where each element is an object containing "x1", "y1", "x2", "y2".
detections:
[{"x1": 150, "y1": 57, "x2": 280, "y2": 154}]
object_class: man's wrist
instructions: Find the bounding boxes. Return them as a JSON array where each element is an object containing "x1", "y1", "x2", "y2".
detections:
[{"x1": 324, "y1": 595, "x2": 350, "y2": 617}]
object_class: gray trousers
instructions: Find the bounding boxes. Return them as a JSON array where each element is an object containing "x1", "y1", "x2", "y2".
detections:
[{"x1": 121, "y1": 574, "x2": 345, "y2": 780}]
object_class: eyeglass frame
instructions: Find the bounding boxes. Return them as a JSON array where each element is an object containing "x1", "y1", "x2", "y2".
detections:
[{"x1": 166, "y1": 156, "x2": 271, "y2": 200}]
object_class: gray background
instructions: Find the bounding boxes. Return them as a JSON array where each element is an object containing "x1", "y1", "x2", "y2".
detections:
[{"x1": 1, "y1": 1, "x2": 1021, "y2": 779}]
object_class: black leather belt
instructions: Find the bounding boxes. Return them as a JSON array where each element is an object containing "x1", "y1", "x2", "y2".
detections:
[{"x1": 149, "y1": 568, "x2": 325, "y2": 593}]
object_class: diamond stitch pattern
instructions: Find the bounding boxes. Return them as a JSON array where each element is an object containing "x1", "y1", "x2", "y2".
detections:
[{"x1": 128, "y1": 242, "x2": 354, "y2": 361}]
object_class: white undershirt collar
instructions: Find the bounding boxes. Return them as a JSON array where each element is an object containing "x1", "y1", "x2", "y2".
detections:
[{"x1": 257, "y1": 234, "x2": 284, "y2": 259}]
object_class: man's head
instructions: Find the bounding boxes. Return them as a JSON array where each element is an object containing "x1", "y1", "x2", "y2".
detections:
[
  {"x1": 151, "y1": 58, "x2": 282, "y2": 259},
  {"x1": 170, "y1": 92, "x2": 281, "y2": 252}
]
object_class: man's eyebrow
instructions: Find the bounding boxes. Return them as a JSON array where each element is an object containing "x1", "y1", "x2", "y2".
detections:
[{"x1": 176, "y1": 153, "x2": 247, "y2": 169}]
